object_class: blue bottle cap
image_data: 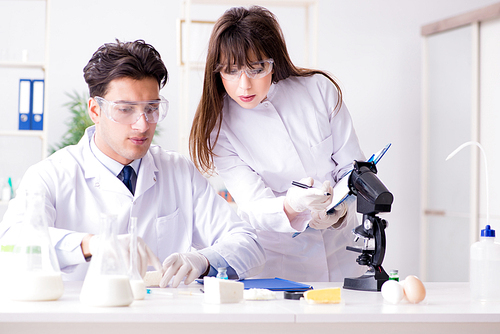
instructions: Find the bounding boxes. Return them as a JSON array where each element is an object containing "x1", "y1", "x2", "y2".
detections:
[{"x1": 481, "y1": 225, "x2": 495, "y2": 237}]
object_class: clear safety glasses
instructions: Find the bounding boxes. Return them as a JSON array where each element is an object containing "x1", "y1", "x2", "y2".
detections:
[
  {"x1": 217, "y1": 59, "x2": 274, "y2": 81},
  {"x1": 94, "y1": 96, "x2": 169, "y2": 124}
]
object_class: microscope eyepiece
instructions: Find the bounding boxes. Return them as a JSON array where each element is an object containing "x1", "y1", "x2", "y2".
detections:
[{"x1": 349, "y1": 161, "x2": 393, "y2": 215}]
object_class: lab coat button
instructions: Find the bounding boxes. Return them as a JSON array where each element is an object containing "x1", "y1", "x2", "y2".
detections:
[{"x1": 94, "y1": 182, "x2": 100, "y2": 188}]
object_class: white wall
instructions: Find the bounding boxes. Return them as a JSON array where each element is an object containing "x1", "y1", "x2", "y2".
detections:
[
  {"x1": 2, "y1": 0, "x2": 499, "y2": 280},
  {"x1": 315, "y1": 0, "x2": 498, "y2": 280}
]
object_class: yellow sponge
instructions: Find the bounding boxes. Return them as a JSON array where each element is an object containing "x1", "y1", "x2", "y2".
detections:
[
  {"x1": 304, "y1": 288, "x2": 341, "y2": 304},
  {"x1": 143, "y1": 271, "x2": 162, "y2": 287}
]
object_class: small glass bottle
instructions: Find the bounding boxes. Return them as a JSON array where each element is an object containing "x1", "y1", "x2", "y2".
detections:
[
  {"x1": 389, "y1": 269, "x2": 399, "y2": 282},
  {"x1": 216, "y1": 267, "x2": 228, "y2": 280}
]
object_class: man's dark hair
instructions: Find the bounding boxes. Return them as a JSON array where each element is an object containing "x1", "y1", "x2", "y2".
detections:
[{"x1": 83, "y1": 39, "x2": 168, "y2": 97}]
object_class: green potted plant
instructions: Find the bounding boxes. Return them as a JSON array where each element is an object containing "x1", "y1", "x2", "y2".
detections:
[{"x1": 50, "y1": 91, "x2": 93, "y2": 154}]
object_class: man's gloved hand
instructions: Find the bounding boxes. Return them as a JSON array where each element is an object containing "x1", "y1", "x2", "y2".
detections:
[
  {"x1": 309, "y1": 202, "x2": 348, "y2": 230},
  {"x1": 159, "y1": 252, "x2": 209, "y2": 288},
  {"x1": 89, "y1": 234, "x2": 162, "y2": 277},
  {"x1": 285, "y1": 177, "x2": 333, "y2": 213}
]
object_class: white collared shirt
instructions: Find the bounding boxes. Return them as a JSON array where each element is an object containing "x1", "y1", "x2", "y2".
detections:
[{"x1": 89, "y1": 134, "x2": 141, "y2": 194}]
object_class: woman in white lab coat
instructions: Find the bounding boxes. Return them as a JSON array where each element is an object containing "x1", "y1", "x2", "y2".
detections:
[{"x1": 189, "y1": 6, "x2": 367, "y2": 282}]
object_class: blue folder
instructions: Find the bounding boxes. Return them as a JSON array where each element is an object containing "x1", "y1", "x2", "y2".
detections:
[
  {"x1": 197, "y1": 277, "x2": 312, "y2": 291},
  {"x1": 239, "y1": 278, "x2": 312, "y2": 291}
]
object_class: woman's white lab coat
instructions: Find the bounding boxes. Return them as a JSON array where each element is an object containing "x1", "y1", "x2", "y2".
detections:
[
  {"x1": 212, "y1": 74, "x2": 367, "y2": 282},
  {"x1": 0, "y1": 127, "x2": 265, "y2": 281}
]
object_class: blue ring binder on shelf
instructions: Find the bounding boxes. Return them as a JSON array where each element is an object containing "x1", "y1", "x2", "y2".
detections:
[
  {"x1": 18, "y1": 79, "x2": 44, "y2": 130},
  {"x1": 31, "y1": 79, "x2": 45, "y2": 130},
  {"x1": 18, "y1": 79, "x2": 31, "y2": 130}
]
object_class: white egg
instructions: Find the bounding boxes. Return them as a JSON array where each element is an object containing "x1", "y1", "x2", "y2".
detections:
[{"x1": 381, "y1": 280, "x2": 405, "y2": 304}]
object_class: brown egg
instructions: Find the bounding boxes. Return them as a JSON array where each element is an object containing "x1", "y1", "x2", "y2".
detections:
[{"x1": 403, "y1": 275, "x2": 426, "y2": 303}]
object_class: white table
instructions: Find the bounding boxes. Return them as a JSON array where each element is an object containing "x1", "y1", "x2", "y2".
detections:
[{"x1": 1, "y1": 281, "x2": 499, "y2": 334}]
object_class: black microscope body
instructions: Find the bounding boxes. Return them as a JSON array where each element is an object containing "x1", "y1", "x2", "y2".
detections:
[{"x1": 336, "y1": 160, "x2": 394, "y2": 292}]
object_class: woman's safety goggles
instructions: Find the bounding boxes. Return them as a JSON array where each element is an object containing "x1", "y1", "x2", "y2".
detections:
[
  {"x1": 94, "y1": 96, "x2": 169, "y2": 124},
  {"x1": 217, "y1": 59, "x2": 274, "y2": 81}
]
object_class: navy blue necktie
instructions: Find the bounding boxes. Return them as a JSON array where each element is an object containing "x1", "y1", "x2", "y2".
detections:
[{"x1": 122, "y1": 166, "x2": 135, "y2": 195}]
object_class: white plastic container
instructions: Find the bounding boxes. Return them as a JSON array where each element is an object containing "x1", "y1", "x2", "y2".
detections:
[{"x1": 470, "y1": 225, "x2": 500, "y2": 301}]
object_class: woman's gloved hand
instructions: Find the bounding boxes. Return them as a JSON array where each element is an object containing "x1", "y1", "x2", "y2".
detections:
[
  {"x1": 89, "y1": 234, "x2": 163, "y2": 277},
  {"x1": 160, "y1": 252, "x2": 209, "y2": 288},
  {"x1": 309, "y1": 202, "x2": 348, "y2": 230},
  {"x1": 285, "y1": 177, "x2": 333, "y2": 213}
]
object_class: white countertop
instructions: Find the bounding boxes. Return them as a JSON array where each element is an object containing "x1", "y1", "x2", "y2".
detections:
[{"x1": 1, "y1": 281, "x2": 499, "y2": 334}]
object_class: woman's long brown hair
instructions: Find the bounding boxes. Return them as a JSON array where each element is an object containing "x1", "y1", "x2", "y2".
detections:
[{"x1": 189, "y1": 6, "x2": 343, "y2": 174}]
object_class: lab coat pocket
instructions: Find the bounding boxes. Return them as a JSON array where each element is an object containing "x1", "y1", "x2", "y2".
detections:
[
  {"x1": 310, "y1": 135, "x2": 335, "y2": 179},
  {"x1": 156, "y1": 209, "x2": 190, "y2": 261}
]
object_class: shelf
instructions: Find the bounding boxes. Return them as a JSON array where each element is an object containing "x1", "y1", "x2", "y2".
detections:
[
  {"x1": 177, "y1": 0, "x2": 318, "y2": 155},
  {"x1": 0, "y1": 61, "x2": 45, "y2": 69},
  {"x1": 189, "y1": 0, "x2": 317, "y2": 6},
  {"x1": 178, "y1": 61, "x2": 206, "y2": 70},
  {"x1": 0, "y1": 130, "x2": 45, "y2": 139},
  {"x1": 0, "y1": 0, "x2": 49, "y2": 160}
]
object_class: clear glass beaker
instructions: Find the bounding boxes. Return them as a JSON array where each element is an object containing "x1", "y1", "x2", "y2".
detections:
[
  {"x1": 80, "y1": 214, "x2": 133, "y2": 307},
  {"x1": 0, "y1": 189, "x2": 64, "y2": 301},
  {"x1": 128, "y1": 217, "x2": 146, "y2": 300}
]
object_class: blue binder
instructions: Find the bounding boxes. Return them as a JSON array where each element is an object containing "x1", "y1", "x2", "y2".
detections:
[
  {"x1": 18, "y1": 79, "x2": 31, "y2": 130},
  {"x1": 30, "y1": 79, "x2": 44, "y2": 130},
  {"x1": 18, "y1": 79, "x2": 44, "y2": 130}
]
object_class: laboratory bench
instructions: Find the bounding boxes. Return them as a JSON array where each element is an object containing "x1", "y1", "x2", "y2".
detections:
[{"x1": 0, "y1": 281, "x2": 499, "y2": 334}]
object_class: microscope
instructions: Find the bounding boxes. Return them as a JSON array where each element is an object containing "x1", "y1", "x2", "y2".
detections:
[{"x1": 329, "y1": 160, "x2": 394, "y2": 291}]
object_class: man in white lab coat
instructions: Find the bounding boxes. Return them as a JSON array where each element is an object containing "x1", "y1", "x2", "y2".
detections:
[{"x1": 0, "y1": 40, "x2": 265, "y2": 287}]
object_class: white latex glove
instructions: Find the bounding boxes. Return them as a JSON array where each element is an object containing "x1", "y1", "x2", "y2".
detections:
[
  {"x1": 160, "y1": 252, "x2": 209, "y2": 288},
  {"x1": 285, "y1": 177, "x2": 333, "y2": 213},
  {"x1": 310, "y1": 202, "x2": 348, "y2": 230},
  {"x1": 89, "y1": 234, "x2": 163, "y2": 277}
]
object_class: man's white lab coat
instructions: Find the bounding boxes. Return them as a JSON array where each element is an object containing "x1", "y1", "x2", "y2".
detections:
[{"x1": 0, "y1": 126, "x2": 265, "y2": 281}]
